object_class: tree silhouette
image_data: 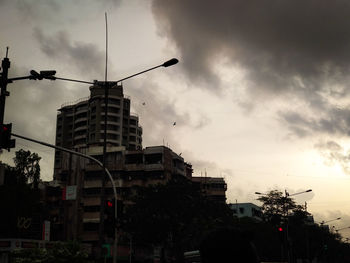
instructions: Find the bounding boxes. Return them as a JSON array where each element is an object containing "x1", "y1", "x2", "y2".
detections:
[
  {"x1": 124, "y1": 178, "x2": 234, "y2": 261},
  {"x1": 14, "y1": 149, "x2": 41, "y2": 188}
]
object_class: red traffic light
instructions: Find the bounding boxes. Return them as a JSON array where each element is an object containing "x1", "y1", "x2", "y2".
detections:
[
  {"x1": 0, "y1": 123, "x2": 15, "y2": 151},
  {"x1": 278, "y1": 227, "x2": 283, "y2": 232},
  {"x1": 107, "y1": 200, "x2": 113, "y2": 207}
]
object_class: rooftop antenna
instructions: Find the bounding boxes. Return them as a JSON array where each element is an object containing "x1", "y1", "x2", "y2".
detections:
[{"x1": 105, "y1": 12, "x2": 108, "y2": 83}]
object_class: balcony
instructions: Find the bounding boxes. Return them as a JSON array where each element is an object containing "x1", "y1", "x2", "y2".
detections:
[
  {"x1": 75, "y1": 117, "x2": 88, "y2": 124},
  {"x1": 81, "y1": 231, "x2": 99, "y2": 241},
  {"x1": 75, "y1": 108, "x2": 88, "y2": 115},
  {"x1": 172, "y1": 167, "x2": 185, "y2": 176},
  {"x1": 125, "y1": 163, "x2": 145, "y2": 171},
  {"x1": 86, "y1": 162, "x2": 124, "y2": 171},
  {"x1": 74, "y1": 134, "x2": 86, "y2": 141},
  {"x1": 83, "y1": 197, "x2": 101, "y2": 206},
  {"x1": 83, "y1": 212, "x2": 100, "y2": 220},
  {"x1": 84, "y1": 180, "x2": 102, "y2": 188},
  {"x1": 145, "y1": 163, "x2": 164, "y2": 171},
  {"x1": 74, "y1": 126, "x2": 87, "y2": 133}
]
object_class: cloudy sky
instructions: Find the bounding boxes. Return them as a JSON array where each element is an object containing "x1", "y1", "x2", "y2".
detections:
[{"x1": 2, "y1": 0, "x2": 350, "y2": 234}]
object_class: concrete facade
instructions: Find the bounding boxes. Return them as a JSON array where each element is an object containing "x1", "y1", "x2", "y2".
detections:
[
  {"x1": 191, "y1": 176, "x2": 227, "y2": 203},
  {"x1": 51, "y1": 145, "x2": 191, "y2": 252},
  {"x1": 229, "y1": 202, "x2": 262, "y2": 220}
]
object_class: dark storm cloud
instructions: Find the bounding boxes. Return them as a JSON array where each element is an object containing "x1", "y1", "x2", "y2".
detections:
[
  {"x1": 152, "y1": 0, "x2": 350, "y2": 144},
  {"x1": 14, "y1": 0, "x2": 61, "y2": 23},
  {"x1": 33, "y1": 28, "x2": 105, "y2": 78},
  {"x1": 279, "y1": 106, "x2": 350, "y2": 138},
  {"x1": 152, "y1": 0, "x2": 350, "y2": 95}
]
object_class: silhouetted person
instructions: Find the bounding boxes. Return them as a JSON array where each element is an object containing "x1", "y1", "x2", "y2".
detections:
[{"x1": 200, "y1": 227, "x2": 259, "y2": 263}]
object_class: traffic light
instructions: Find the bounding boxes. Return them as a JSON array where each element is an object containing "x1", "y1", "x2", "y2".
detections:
[
  {"x1": 0, "y1": 123, "x2": 15, "y2": 151},
  {"x1": 29, "y1": 70, "x2": 56, "y2": 80},
  {"x1": 104, "y1": 199, "x2": 115, "y2": 238}
]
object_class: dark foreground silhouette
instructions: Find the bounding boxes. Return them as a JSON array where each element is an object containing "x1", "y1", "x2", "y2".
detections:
[{"x1": 200, "y1": 227, "x2": 260, "y2": 263}]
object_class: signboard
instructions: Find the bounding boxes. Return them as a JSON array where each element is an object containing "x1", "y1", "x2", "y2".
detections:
[
  {"x1": 66, "y1": 185, "x2": 77, "y2": 200},
  {"x1": 62, "y1": 185, "x2": 77, "y2": 200},
  {"x1": 42, "y1": 220, "x2": 50, "y2": 241}
]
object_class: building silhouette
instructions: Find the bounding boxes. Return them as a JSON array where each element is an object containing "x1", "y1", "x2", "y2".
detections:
[{"x1": 50, "y1": 82, "x2": 227, "y2": 258}]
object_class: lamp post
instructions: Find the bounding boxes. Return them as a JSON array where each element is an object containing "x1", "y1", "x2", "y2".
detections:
[
  {"x1": 256, "y1": 189, "x2": 312, "y2": 263},
  {"x1": 320, "y1": 217, "x2": 341, "y2": 225},
  {"x1": 284, "y1": 189, "x2": 312, "y2": 263},
  {"x1": 335, "y1": 226, "x2": 350, "y2": 233}
]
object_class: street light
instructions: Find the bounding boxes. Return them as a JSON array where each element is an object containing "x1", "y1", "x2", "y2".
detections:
[
  {"x1": 320, "y1": 217, "x2": 341, "y2": 225},
  {"x1": 287, "y1": 189, "x2": 312, "y2": 196},
  {"x1": 336, "y1": 226, "x2": 350, "y2": 232},
  {"x1": 33, "y1": 58, "x2": 179, "y2": 85},
  {"x1": 255, "y1": 192, "x2": 265, "y2": 195}
]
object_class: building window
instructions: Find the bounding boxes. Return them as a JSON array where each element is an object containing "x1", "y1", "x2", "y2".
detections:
[
  {"x1": 109, "y1": 98, "x2": 120, "y2": 105},
  {"x1": 239, "y1": 207, "x2": 245, "y2": 214},
  {"x1": 107, "y1": 116, "x2": 120, "y2": 122},
  {"x1": 83, "y1": 223, "x2": 99, "y2": 231},
  {"x1": 145, "y1": 153, "x2": 162, "y2": 164}
]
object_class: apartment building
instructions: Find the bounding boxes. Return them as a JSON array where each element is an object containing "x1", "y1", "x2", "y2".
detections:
[
  {"x1": 52, "y1": 145, "x2": 189, "y2": 253},
  {"x1": 191, "y1": 176, "x2": 227, "y2": 203},
  {"x1": 54, "y1": 81, "x2": 142, "y2": 177},
  {"x1": 229, "y1": 203, "x2": 262, "y2": 220}
]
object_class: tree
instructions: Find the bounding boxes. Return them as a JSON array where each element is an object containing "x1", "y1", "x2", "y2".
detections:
[
  {"x1": 14, "y1": 149, "x2": 41, "y2": 188},
  {"x1": 257, "y1": 190, "x2": 297, "y2": 224},
  {"x1": 124, "y1": 178, "x2": 235, "y2": 261},
  {"x1": 0, "y1": 149, "x2": 42, "y2": 239}
]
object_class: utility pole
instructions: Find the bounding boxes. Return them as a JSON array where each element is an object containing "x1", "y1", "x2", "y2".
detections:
[{"x1": 0, "y1": 47, "x2": 10, "y2": 124}]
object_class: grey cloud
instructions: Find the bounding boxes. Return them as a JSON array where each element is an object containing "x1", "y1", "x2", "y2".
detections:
[
  {"x1": 186, "y1": 156, "x2": 234, "y2": 178},
  {"x1": 127, "y1": 78, "x2": 210, "y2": 147},
  {"x1": 152, "y1": 0, "x2": 350, "y2": 140},
  {"x1": 315, "y1": 140, "x2": 350, "y2": 175},
  {"x1": 33, "y1": 28, "x2": 105, "y2": 79},
  {"x1": 12, "y1": 0, "x2": 122, "y2": 24},
  {"x1": 278, "y1": 105, "x2": 350, "y2": 138},
  {"x1": 152, "y1": 0, "x2": 350, "y2": 95},
  {"x1": 14, "y1": 0, "x2": 61, "y2": 23}
]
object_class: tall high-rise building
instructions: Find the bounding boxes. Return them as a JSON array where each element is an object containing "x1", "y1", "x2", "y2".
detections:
[{"x1": 54, "y1": 82, "x2": 142, "y2": 175}]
